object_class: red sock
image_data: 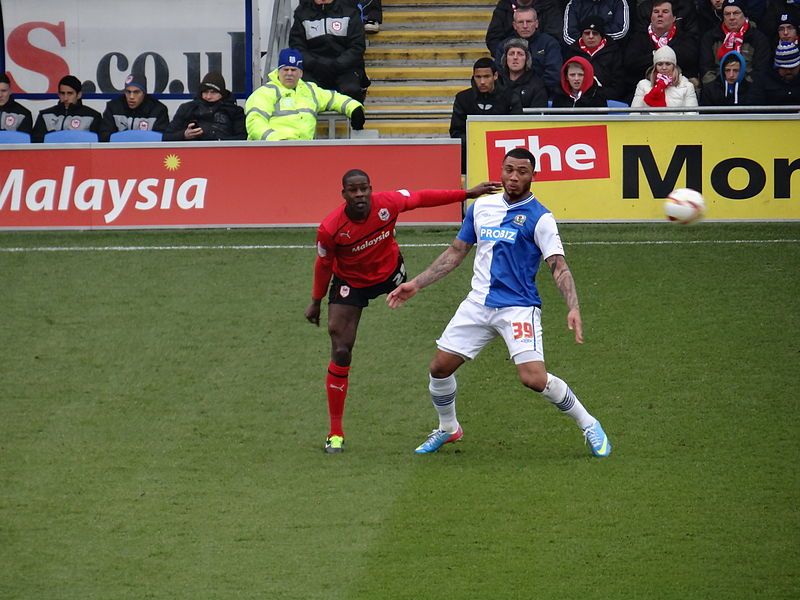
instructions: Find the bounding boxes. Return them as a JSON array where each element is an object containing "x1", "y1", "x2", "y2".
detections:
[{"x1": 326, "y1": 361, "x2": 350, "y2": 437}]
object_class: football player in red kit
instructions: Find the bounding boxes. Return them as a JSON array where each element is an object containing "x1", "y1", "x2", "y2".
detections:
[{"x1": 305, "y1": 169, "x2": 500, "y2": 453}]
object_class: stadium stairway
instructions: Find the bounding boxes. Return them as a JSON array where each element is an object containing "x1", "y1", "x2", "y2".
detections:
[{"x1": 361, "y1": 0, "x2": 495, "y2": 138}]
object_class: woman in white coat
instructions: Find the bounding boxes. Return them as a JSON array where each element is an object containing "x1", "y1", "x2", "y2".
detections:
[{"x1": 631, "y1": 46, "x2": 698, "y2": 113}]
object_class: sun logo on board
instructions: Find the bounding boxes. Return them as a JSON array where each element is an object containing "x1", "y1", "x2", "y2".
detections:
[{"x1": 163, "y1": 154, "x2": 181, "y2": 171}]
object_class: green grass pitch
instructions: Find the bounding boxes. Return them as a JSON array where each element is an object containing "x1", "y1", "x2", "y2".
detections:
[{"x1": 1, "y1": 223, "x2": 798, "y2": 599}]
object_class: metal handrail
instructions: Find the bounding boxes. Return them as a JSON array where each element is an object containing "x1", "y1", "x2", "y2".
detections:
[{"x1": 359, "y1": 105, "x2": 800, "y2": 118}]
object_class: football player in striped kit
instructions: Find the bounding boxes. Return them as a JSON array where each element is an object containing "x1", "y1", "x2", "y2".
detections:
[{"x1": 388, "y1": 147, "x2": 611, "y2": 457}]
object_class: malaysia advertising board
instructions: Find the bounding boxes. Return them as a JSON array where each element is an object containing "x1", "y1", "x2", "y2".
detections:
[
  {"x1": 0, "y1": 141, "x2": 464, "y2": 229},
  {"x1": 468, "y1": 117, "x2": 799, "y2": 221},
  {"x1": 1, "y1": 0, "x2": 256, "y2": 99}
]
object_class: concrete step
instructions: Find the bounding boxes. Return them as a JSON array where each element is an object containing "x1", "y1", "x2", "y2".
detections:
[
  {"x1": 386, "y1": 9, "x2": 492, "y2": 24},
  {"x1": 383, "y1": 0, "x2": 494, "y2": 6},
  {"x1": 368, "y1": 65, "x2": 472, "y2": 80},
  {"x1": 367, "y1": 83, "x2": 465, "y2": 98},
  {"x1": 368, "y1": 29, "x2": 486, "y2": 44},
  {"x1": 366, "y1": 45, "x2": 489, "y2": 62},
  {"x1": 364, "y1": 120, "x2": 451, "y2": 136}
]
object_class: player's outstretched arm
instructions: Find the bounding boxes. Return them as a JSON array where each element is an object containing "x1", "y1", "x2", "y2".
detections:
[
  {"x1": 387, "y1": 239, "x2": 472, "y2": 309},
  {"x1": 465, "y1": 181, "x2": 502, "y2": 198},
  {"x1": 545, "y1": 254, "x2": 584, "y2": 344}
]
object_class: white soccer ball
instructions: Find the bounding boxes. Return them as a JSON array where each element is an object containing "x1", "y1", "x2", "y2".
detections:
[{"x1": 664, "y1": 188, "x2": 706, "y2": 224}]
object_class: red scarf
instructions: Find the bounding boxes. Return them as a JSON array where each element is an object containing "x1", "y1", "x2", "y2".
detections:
[
  {"x1": 578, "y1": 37, "x2": 607, "y2": 57},
  {"x1": 717, "y1": 19, "x2": 750, "y2": 62},
  {"x1": 649, "y1": 23, "x2": 676, "y2": 48}
]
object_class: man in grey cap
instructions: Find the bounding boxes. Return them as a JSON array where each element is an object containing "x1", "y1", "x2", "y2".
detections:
[{"x1": 99, "y1": 72, "x2": 169, "y2": 141}]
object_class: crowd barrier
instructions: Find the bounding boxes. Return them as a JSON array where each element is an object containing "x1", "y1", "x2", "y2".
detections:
[{"x1": 0, "y1": 140, "x2": 463, "y2": 230}]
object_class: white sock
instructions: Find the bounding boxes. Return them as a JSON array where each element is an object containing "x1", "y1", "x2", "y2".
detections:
[
  {"x1": 429, "y1": 374, "x2": 459, "y2": 433},
  {"x1": 540, "y1": 373, "x2": 595, "y2": 430}
]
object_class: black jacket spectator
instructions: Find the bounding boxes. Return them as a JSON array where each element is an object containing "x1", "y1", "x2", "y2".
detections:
[
  {"x1": 562, "y1": 0, "x2": 631, "y2": 46},
  {"x1": 494, "y1": 31, "x2": 563, "y2": 95},
  {"x1": 632, "y1": 0, "x2": 699, "y2": 36},
  {"x1": 31, "y1": 101, "x2": 102, "y2": 143},
  {"x1": 99, "y1": 95, "x2": 169, "y2": 142},
  {"x1": 499, "y1": 40, "x2": 550, "y2": 108},
  {"x1": 564, "y1": 37, "x2": 627, "y2": 101},
  {"x1": 289, "y1": 0, "x2": 368, "y2": 102},
  {"x1": 0, "y1": 96, "x2": 33, "y2": 133},
  {"x1": 749, "y1": 41, "x2": 800, "y2": 105},
  {"x1": 485, "y1": 0, "x2": 564, "y2": 51},
  {"x1": 551, "y1": 56, "x2": 608, "y2": 107},
  {"x1": 164, "y1": 97, "x2": 245, "y2": 141},
  {"x1": 700, "y1": 50, "x2": 757, "y2": 105},
  {"x1": 699, "y1": 17, "x2": 772, "y2": 84}
]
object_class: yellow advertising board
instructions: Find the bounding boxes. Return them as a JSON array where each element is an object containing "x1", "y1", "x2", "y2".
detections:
[{"x1": 466, "y1": 116, "x2": 800, "y2": 221}]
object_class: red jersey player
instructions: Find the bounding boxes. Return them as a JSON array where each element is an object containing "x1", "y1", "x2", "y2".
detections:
[{"x1": 305, "y1": 169, "x2": 500, "y2": 453}]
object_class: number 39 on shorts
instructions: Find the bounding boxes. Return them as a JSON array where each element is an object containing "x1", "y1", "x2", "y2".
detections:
[{"x1": 511, "y1": 321, "x2": 533, "y2": 340}]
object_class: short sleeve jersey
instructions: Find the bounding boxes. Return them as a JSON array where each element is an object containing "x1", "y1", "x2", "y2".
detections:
[
  {"x1": 316, "y1": 190, "x2": 414, "y2": 288},
  {"x1": 458, "y1": 192, "x2": 564, "y2": 308}
]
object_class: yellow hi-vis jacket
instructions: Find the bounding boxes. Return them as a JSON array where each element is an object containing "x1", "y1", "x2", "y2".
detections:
[{"x1": 245, "y1": 69, "x2": 362, "y2": 141}]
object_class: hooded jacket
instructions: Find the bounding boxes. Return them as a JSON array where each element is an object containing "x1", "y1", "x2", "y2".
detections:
[
  {"x1": 563, "y1": 0, "x2": 630, "y2": 45},
  {"x1": 493, "y1": 31, "x2": 562, "y2": 94},
  {"x1": 450, "y1": 77, "x2": 523, "y2": 141},
  {"x1": 245, "y1": 68, "x2": 363, "y2": 140},
  {"x1": 31, "y1": 99, "x2": 102, "y2": 143},
  {"x1": 289, "y1": 0, "x2": 366, "y2": 76},
  {"x1": 563, "y1": 37, "x2": 627, "y2": 102},
  {"x1": 0, "y1": 95, "x2": 33, "y2": 133},
  {"x1": 700, "y1": 50, "x2": 755, "y2": 106},
  {"x1": 485, "y1": 0, "x2": 564, "y2": 51},
  {"x1": 163, "y1": 92, "x2": 246, "y2": 141},
  {"x1": 551, "y1": 56, "x2": 607, "y2": 107},
  {"x1": 99, "y1": 94, "x2": 170, "y2": 142}
]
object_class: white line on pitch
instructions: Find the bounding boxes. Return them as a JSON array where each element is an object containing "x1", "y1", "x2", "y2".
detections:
[{"x1": 0, "y1": 239, "x2": 798, "y2": 253}]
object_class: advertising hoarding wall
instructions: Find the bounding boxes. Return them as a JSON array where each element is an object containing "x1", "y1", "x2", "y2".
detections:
[
  {"x1": 0, "y1": 141, "x2": 464, "y2": 229},
  {"x1": 467, "y1": 117, "x2": 800, "y2": 221}
]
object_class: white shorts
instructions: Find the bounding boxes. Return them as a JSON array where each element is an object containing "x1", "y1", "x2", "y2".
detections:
[{"x1": 436, "y1": 298, "x2": 544, "y2": 365}]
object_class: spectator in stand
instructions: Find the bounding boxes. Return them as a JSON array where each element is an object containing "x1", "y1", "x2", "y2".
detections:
[
  {"x1": 563, "y1": 17, "x2": 627, "y2": 102},
  {"x1": 450, "y1": 57, "x2": 523, "y2": 173},
  {"x1": 774, "y1": 11, "x2": 799, "y2": 47},
  {"x1": 562, "y1": 0, "x2": 631, "y2": 46},
  {"x1": 760, "y1": 3, "x2": 800, "y2": 43},
  {"x1": 699, "y1": 0, "x2": 772, "y2": 86},
  {"x1": 245, "y1": 48, "x2": 365, "y2": 140},
  {"x1": 551, "y1": 56, "x2": 607, "y2": 106},
  {"x1": 31, "y1": 75, "x2": 102, "y2": 143},
  {"x1": 99, "y1": 72, "x2": 169, "y2": 141},
  {"x1": 492, "y1": 7, "x2": 562, "y2": 96},
  {"x1": 624, "y1": 0, "x2": 699, "y2": 100},
  {"x1": 486, "y1": 0, "x2": 564, "y2": 51},
  {"x1": 359, "y1": 0, "x2": 382, "y2": 34},
  {"x1": 163, "y1": 72, "x2": 246, "y2": 141},
  {"x1": 631, "y1": 0, "x2": 699, "y2": 36},
  {"x1": 698, "y1": 0, "x2": 768, "y2": 33},
  {"x1": 700, "y1": 50, "x2": 757, "y2": 105},
  {"x1": 0, "y1": 74, "x2": 33, "y2": 134},
  {"x1": 750, "y1": 40, "x2": 800, "y2": 105},
  {"x1": 499, "y1": 38, "x2": 550, "y2": 108},
  {"x1": 289, "y1": 0, "x2": 369, "y2": 103},
  {"x1": 631, "y1": 45, "x2": 699, "y2": 111}
]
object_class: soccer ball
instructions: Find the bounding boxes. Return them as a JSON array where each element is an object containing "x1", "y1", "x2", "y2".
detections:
[{"x1": 664, "y1": 188, "x2": 706, "y2": 224}]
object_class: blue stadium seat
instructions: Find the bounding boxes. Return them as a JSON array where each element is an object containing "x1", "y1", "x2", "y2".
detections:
[
  {"x1": 0, "y1": 130, "x2": 31, "y2": 143},
  {"x1": 44, "y1": 130, "x2": 99, "y2": 143},
  {"x1": 109, "y1": 130, "x2": 163, "y2": 142},
  {"x1": 607, "y1": 99, "x2": 629, "y2": 108}
]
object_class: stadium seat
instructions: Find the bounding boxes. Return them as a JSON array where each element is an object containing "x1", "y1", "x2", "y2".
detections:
[
  {"x1": 44, "y1": 130, "x2": 99, "y2": 143},
  {"x1": 109, "y1": 130, "x2": 163, "y2": 142},
  {"x1": 607, "y1": 99, "x2": 629, "y2": 115},
  {"x1": 0, "y1": 130, "x2": 31, "y2": 143}
]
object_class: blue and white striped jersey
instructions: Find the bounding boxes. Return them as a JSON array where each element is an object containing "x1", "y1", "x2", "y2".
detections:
[{"x1": 458, "y1": 192, "x2": 564, "y2": 308}]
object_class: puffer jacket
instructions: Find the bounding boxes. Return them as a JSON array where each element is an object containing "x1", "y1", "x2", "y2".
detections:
[
  {"x1": 289, "y1": 0, "x2": 366, "y2": 76},
  {"x1": 31, "y1": 100, "x2": 102, "y2": 143},
  {"x1": 163, "y1": 96, "x2": 246, "y2": 141},
  {"x1": 563, "y1": 0, "x2": 631, "y2": 45},
  {"x1": 245, "y1": 68, "x2": 363, "y2": 140}
]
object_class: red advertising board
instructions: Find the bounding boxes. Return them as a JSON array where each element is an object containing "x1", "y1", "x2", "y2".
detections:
[{"x1": 0, "y1": 141, "x2": 464, "y2": 229}]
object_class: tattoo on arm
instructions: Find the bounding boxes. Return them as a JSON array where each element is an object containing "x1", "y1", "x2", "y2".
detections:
[
  {"x1": 415, "y1": 240, "x2": 471, "y2": 289},
  {"x1": 547, "y1": 255, "x2": 580, "y2": 311}
]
